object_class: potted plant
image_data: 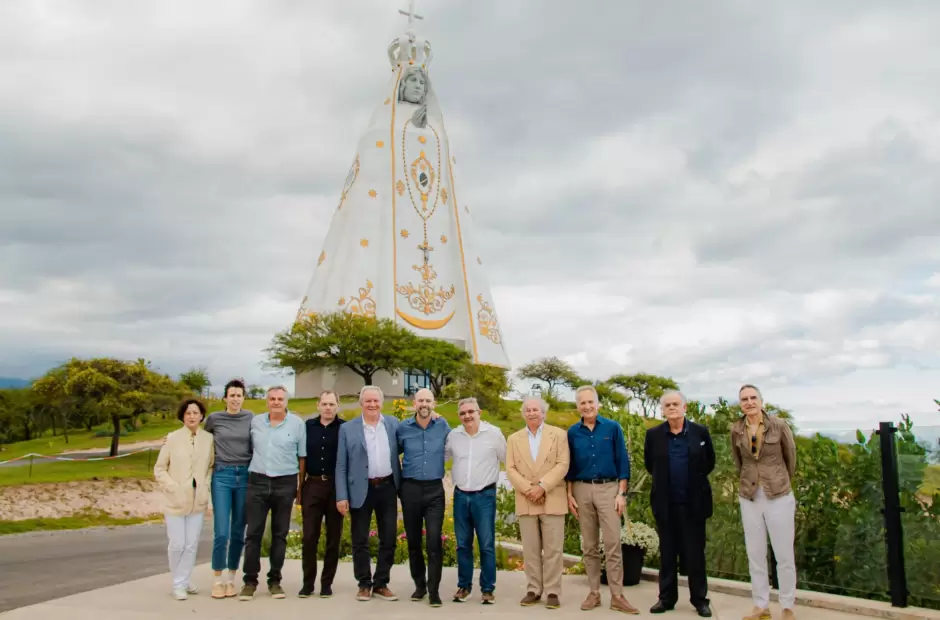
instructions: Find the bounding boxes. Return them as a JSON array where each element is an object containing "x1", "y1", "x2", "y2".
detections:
[{"x1": 619, "y1": 519, "x2": 658, "y2": 585}]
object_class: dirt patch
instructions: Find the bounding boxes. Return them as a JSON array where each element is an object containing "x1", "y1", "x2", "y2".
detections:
[{"x1": 0, "y1": 479, "x2": 167, "y2": 521}]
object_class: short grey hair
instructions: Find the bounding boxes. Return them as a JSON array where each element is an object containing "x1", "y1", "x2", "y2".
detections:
[
  {"x1": 575, "y1": 385, "x2": 598, "y2": 401},
  {"x1": 457, "y1": 397, "x2": 480, "y2": 412},
  {"x1": 266, "y1": 385, "x2": 289, "y2": 398},
  {"x1": 739, "y1": 384, "x2": 763, "y2": 400},
  {"x1": 521, "y1": 396, "x2": 549, "y2": 416},
  {"x1": 359, "y1": 385, "x2": 384, "y2": 403},
  {"x1": 659, "y1": 389, "x2": 686, "y2": 406}
]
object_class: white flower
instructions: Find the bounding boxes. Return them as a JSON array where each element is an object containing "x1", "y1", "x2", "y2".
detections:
[{"x1": 620, "y1": 520, "x2": 658, "y2": 553}]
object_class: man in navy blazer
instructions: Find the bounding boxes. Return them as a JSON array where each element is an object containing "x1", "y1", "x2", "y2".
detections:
[
  {"x1": 644, "y1": 390, "x2": 715, "y2": 617},
  {"x1": 336, "y1": 385, "x2": 402, "y2": 602}
]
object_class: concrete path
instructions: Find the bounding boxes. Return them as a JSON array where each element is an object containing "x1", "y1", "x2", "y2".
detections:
[
  {"x1": 0, "y1": 523, "x2": 211, "y2": 613},
  {"x1": 0, "y1": 559, "x2": 863, "y2": 620}
]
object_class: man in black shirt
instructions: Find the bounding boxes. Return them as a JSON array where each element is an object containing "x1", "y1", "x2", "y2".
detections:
[{"x1": 297, "y1": 390, "x2": 346, "y2": 598}]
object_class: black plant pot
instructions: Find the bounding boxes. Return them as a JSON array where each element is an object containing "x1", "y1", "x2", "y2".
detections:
[
  {"x1": 621, "y1": 543, "x2": 645, "y2": 586},
  {"x1": 598, "y1": 544, "x2": 646, "y2": 586}
]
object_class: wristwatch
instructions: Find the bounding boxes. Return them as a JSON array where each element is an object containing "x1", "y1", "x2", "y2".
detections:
[{"x1": 618, "y1": 490, "x2": 627, "y2": 497}]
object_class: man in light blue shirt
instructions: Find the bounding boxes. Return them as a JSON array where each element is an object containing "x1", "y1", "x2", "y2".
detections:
[
  {"x1": 240, "y1": 386, "x2": 306, "y2": 601},
  {"x1": 397, "y1": 388, "x2": 450, "y2": 606}
]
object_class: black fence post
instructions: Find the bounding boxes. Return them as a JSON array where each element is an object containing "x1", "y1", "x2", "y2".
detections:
[{"x1": 877, "y1": 421, "x2": 908, "y2": 608}]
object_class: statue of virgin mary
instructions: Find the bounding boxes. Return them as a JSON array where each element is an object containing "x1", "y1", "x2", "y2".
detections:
[{"x1": 296, "y1": 28, "x2": 510, "y2": 372}]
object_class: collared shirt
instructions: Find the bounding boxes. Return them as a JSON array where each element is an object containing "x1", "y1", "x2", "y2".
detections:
[
  {"x1": 445, "y1": 421, "x2": 507, "y2": 491},
  {"x1": 363, "y1": 415, "x2": 393, "y2": 479},
  {"x1": 667, "y1": 419, "x2": 690, "y2": 503},
  {"x1": 527, "y1": 423, "x2": 544, "y2": 461},
  {"x1": 304, "y1": 415, "x2": 345, "y2": 477},
  {"x1": 248, "y1": 412, "x2": 306, "y2": 477},
  {"x1": 565, "y1": 415, "x2": 630, "y2": 482},
  {"x1": 397, "y1": 415, "x2": 451, "y2": 481}
]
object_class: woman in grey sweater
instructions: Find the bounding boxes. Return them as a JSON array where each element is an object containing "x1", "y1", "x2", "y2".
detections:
[{"x1": 204, "y1": 379, "x2": 254, "y2": 598}]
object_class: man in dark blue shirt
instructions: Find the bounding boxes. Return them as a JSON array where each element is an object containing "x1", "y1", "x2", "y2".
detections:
[
  {"x1": 644, "y1": 390, "x2": 715, "y2": 617},
  {"x1": 298, "y1": 390, "x2": 346, "y2": 598},
  {"x1": 396, "y1": 388, "x2": 451, "y2": 607},
  {"x1": 566, "y1": 386, "x2": 639, "y2": 615}
]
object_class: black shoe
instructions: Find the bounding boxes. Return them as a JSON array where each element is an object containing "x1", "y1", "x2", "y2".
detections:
[
  {"x1": 298, "y1": 586, "x2": 314, "y2": 598},
  {"x1": 320, "y1": 584, "x2": 333, "y2": 598},
  {"x1": 650, "y1": 600, "x2": 675, "y2": 614},
  {"x1": 694, "y1": 602, "x2": 713, "y2": 617},
  {"x1": 429, "y1": 593, "x2": 443, "y2": 607},
  {"x1": 411, "y1": 588, "x2": 427, "y2": 601}
]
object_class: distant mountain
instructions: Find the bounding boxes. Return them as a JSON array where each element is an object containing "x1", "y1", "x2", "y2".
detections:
[{"x1": 0, "y1": 377, "x2": 30, "y2": 389}]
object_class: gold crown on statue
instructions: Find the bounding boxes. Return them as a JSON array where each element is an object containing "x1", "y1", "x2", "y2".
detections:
[{"x1": 387, "y1": 32, "x2": 433, "y2": 70}]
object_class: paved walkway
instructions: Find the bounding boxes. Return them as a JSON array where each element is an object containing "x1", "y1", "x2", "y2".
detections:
[{"x1": 0, "y1": 560, "x2": 862, "y2": 619}]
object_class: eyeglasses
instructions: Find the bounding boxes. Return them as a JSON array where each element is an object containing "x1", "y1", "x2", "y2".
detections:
[{"x1": 458, "y1": 409, "x2": 479, "y2": 416}]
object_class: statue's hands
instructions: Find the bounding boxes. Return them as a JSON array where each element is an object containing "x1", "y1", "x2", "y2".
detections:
[{"x1": 412, "y1": 105, "x2": 427, "y2": 128}]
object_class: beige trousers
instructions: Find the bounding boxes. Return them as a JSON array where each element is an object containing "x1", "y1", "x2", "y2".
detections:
[
  {"x1": 518, "y1": 514, "x2": 565, "y2": 596},
  {"x1": 573, "y1": 481, "x2": 623, "y2": 596}
]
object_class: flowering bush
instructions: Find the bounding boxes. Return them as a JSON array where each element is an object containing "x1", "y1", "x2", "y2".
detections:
[
  {"x1": 620, "y1": 520, "x2": 658, "y2": 555},
  {"x1": 392, "y1": 399, "x2": 409, "y2": 420}
]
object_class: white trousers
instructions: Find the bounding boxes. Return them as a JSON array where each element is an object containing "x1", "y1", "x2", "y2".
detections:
[
  {"x1": 739, "y1": 487, "x2": 797, "y2": 609},
  {"x1": 165, "y1": 512, "x2": 205, "y2": 589}
]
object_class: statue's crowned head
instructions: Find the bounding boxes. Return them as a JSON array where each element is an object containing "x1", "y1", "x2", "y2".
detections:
[{"x1": 398, "y1": 65, "x2": 430, "y2": 105}]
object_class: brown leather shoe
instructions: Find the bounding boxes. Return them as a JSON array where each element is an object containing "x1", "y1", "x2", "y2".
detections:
[
  {"x1": 581, "y1": 591, "x2": 601, "y2": 610},
  {"x1": 546, "y1": 594, "x2": 560, "y2": 609},
  {"x1": 453, "y1": 588, "x2": 470, "y2": 603},
  {"x1": 520, "y1": 592, "x2": 541, "y2": 606},
  {"x1": 610, "y1": 595, "x2": 640, "y2": 615},
  {"x1": 742, "y1": 608, "x2": 771, "y2": 620},
  {"x1": 481, "y1": 592, "x2": 495, "y2": 604},
  {"x1": 356, "y1": 588, "x2": 372, "y2": 601},
  {"x1": 372, "y1": 586, "x2": 398, "y2": 601}
]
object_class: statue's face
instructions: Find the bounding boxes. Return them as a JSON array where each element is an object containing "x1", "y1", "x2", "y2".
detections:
[{"x1": 402, "y1": 71, "x2": 426, "y2": 103}]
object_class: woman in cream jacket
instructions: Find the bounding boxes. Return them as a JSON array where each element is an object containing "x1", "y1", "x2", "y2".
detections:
[{"x1": 154, "y1": 398, "x2": 215, "y2": 600}]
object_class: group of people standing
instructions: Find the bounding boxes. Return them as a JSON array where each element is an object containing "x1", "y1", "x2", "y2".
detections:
[{"x1": 153, "y1": 380, "x2": 799, "y2": 620}]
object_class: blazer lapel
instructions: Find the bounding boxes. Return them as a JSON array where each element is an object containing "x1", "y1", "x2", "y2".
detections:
[
  {"x1": 356, "y1": 417, "x2": 367, "y2": 453},
  {"x1": 533, "y1": 428, "x2": 552, "y2": 472},
  {"x1": 516, "y1": 431, "x2": 536, "y2": 472}
]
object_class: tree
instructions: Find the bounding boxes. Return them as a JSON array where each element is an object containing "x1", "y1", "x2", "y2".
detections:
[
  {"x1": 443, "y1": 362, "x2": 512, "y2": 415},
  {"x1": 247, "y1": 384, "x2": 265, "y2": 399},
  {"x1": 594, "y1": 380, "x2": 630, "y2": 414},
  {"x1": 405, "y1": 339, "x2": 471, "y2": 396},
  {"x1": 265, "y1": 311, "x2": 420, "y2": 386},
  {"x1": 0, "y1": 388, "x2": 35, "y2": 443},
  {"x1": 606, "y1": 372, "x2": 680, "y2": 418},
  {"x1": 516, "y1": 357, "x2": 581, "y2": 398},
  {"x1": 179, "y1": 366, "x2": 211, "y2": 396},
  {"x1": 60, "y1": 358, "x2": 185, "y2": 456}
]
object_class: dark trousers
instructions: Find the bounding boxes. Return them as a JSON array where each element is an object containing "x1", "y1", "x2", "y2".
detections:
[
  {"x1": 400, "y1": 478, "x2": 445, "y2": 595},
  {"x1": 350, "y1": 477, "x2": 398, "y2": 590},
  {"x1": 302, "y1": 475, "x2": 344, "y2": 589},
  {"x1": 656, "y1": 502, "x2": 709, "y2": 606},
  {"x1": 242, "y1": 472, "x2": 297, "y2": 586}
]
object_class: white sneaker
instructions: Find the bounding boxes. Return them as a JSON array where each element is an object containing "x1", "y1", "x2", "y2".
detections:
[
  {"x1": 173, "y1": 587, "x2": 188, "y2": 600},
  {"x1": 186, "y1": 584, "x2": 199, "y2": 595}
]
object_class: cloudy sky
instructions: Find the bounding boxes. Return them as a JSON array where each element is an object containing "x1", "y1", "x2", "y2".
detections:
[{"x1": 2, "y1": 0, "x2": 938, "y2": 432}]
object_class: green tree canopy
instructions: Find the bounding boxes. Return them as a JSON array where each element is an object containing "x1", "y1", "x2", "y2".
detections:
[
  {"x1": 442, "y1": 362, "x2": 512, "y2": 415},
  {"x1": 606, "y1": 372, "x2": 680, "y2": 418},
  {"x1": 404, "y1": 338, "x2": 471, "y2": 397},
  {"x1": 266, "y1": 311, "x2": 421, "y2": 386},
  {"x1": 179, "y1": 366, "x2": 211, "y2": 395},
  {"x1": 516, "y1": 356, "x2": 581, "y2": 398}
]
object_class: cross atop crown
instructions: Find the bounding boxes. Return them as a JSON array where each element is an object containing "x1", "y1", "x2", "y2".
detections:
[{"x1": 387, "y1": 0, "x2": 433, "y2": 69}]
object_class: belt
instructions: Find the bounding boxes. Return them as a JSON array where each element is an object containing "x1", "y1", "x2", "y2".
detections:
[
  {"x1": 402, "y1": 478, "x2": 443, "y2": 485},
  {"x1": 368, "y1": 475, "x2": 393, "y2": 487},
  {"x1": 306, "y1": 473, "x2": 333, "y2": 481},
  {"x1": 457, "y1": 482, "x2": 496, "y2": 494},
  {"x1": 579, "y1": 478, "x2": 618, "y2": 485}
]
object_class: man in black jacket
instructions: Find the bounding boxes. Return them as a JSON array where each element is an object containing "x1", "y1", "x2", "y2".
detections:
[{"x1": 644, "y1": 390, "x2": 715, "y2": 617}]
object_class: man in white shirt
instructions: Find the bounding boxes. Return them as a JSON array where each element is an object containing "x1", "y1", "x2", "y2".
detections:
[{"x1": 445, "y1": 397, "x2": 507, "y2": 604}]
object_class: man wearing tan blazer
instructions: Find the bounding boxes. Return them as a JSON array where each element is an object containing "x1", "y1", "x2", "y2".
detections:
[{"x1": 506, "y1": 397, "x2": 570, "y2": 609}]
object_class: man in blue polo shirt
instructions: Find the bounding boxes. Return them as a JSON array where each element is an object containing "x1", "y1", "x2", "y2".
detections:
[
  {"x1": 397, "y1": 388, "x2": 451, "y2": 607},
  {"x1": 239, "y1": 386, "x2": 306, "y2": 601},
  {"x1": 566, "y1": 385, "x2": 639, "y2": 615}
]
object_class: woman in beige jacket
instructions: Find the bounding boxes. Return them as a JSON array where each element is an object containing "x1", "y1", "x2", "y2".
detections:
[{"x1": 154, "y1": 398, "x2": 215, "y2": 600}]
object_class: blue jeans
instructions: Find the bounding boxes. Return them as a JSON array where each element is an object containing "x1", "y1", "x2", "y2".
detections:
[
  {"x1": 453, "y1": 486, "x2": 497, "y2": 593},
  {"x1": 210, "y1": 464, "x2": 248, "y2": 571}
]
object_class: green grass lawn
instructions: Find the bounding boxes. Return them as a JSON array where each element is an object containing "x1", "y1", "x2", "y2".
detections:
[
  {"x1": 0, "y1": 419, "x2": 180, "y2": 462},
  {"x1": 0, "y1": 510, "x2": 161, "y2": 536},
  {"x1": 0, "y1": 451, "x2": 158, "y2": 486},
  {"x1": 923, "y1": 464, "x2": 940, "y2": 496}
]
